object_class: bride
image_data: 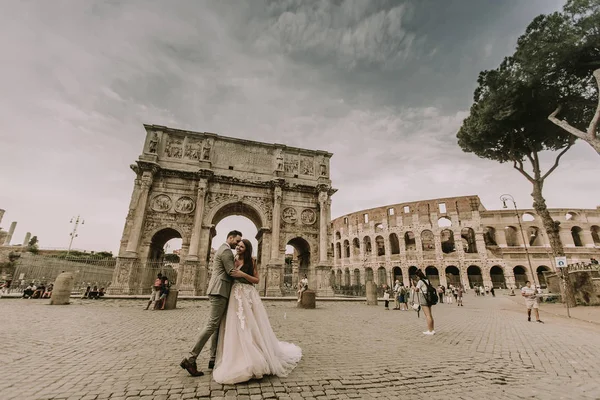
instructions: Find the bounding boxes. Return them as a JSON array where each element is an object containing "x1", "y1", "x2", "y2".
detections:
[{"x1": 212, "y1": 238, "x2": 302, "y2": 384}]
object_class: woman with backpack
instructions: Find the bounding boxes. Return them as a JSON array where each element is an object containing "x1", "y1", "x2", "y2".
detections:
[{"x1": 414, "y1": 269, "x2": 436, "y2": 335}]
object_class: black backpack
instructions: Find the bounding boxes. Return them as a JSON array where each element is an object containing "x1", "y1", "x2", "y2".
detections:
[{"x1": 421, "y1": 279, "x2": 439, "y2": 306}]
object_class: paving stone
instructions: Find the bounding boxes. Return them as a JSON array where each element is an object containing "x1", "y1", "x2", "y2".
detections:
[{"x1": 1, "y1": 297, "x2": 600, "y2": 400}]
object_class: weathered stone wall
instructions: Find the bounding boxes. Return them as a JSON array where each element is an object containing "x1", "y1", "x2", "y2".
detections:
[
  {"x1": 546, "y1": 273, "x2": 561, "y2": 294},
  {"x1": 570, "y1": 270, "x2": 600, "y2": 305}
]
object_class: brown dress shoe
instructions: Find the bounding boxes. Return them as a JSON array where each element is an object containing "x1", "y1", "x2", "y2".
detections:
[{"x1": 180, "y1": 358, "x2": 204, "y2": 377}]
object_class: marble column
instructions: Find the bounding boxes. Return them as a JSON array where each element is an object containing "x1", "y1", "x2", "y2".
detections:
[
  {"x1": 314, "y1": 190, "x2": 333, "y2": 296},
  {"x1": 125, "y1": 170, "x2": 154, "y2": 255},
  {"x1": 318, "y1": 191, "x2": 328, "y2": 264},
  {"x1": 4, "y1": 221, "x2": 17, "y2": 246},
  {"x1": 559, "y1": 229, "x2": 574, "y2": 248},
  {"x1": 266, "y1": 186, "x2": 284, "y2": 296},
  {"x1": 187, "y1": 179, "x2": 208, "y2": 260},
  {"x1": 474, "y1": 231, "x2": 487, "y2": 259},
  {"x1": 179, "y1": 178, "x2": 208, "y2": 295},
  {"x1": 439, "y1": 268, "x2": 448, "y2": 287},
  {"x1": 270, "y1": 186, "x2": 282, "y2": 261},
  {"x1": 496, "y1": 229, "x2": 507, "y2": 248},
  {"x1": 23, "y1": 232, "x2": 31, "y2": 247},
  {"x1": 581, "y1": 229, "x2": 595, "y2": 247}
]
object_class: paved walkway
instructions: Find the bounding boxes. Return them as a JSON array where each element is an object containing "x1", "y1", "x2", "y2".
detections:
[
  {"x1": 506, "y1": 296, "x2": 600, "y2": 325},
  {"x1": 1, "y1": 294, "x2": 600, "y2": 399}
]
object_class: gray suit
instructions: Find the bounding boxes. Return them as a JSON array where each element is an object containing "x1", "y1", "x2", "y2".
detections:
[
  {"x1": 206, "y1": 243, "x2": 235, "y2": 297},
  {"x1": 190, "y1": 243, "x2": 235, "y2": 361}
]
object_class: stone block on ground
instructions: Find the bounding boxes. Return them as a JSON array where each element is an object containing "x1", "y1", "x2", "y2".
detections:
[
  {"x1": 298, "y1": 289, "x2": 315, "y2": 309},
  {"x1": 366, "y1": 281, "x2": 378, "y2": 305},
  {"x1": 49, "y1": 272, "x2": 75, "y2": 305},
  {"x1": 162, "y1": 289, "x2": 178, "y2": 310}
]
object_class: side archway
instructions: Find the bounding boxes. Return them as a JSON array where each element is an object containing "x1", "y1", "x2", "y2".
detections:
[
  {"x1": 537, "y1": 265, "x2": 550, "y2": 289},
  {"x1": 467, "y1": 265, "x2": 483, "y2": 288},
  {"x1": 425, "y1": 266, "x2": 440, "y2": 286},
  {"x1": 445, "y1": 265, "x2": 461, "y2": 287},
  {"x1": 490, "y1": 265, "x2": 506, "y2": 289},
  {"x1": 513, "y1": 266, "x2": 527, "y2": 288}
]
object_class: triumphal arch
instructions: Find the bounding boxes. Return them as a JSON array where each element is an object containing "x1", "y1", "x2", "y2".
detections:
[{"x1": 109, "y1": 124, "x2": 336, "y2": 296}]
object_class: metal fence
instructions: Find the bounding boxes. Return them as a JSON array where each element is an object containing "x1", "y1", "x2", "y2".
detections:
[
  {"x1": 107, "y1": 260, "x2": 180, "y2": 295},
  {"x1": 567, "y1": 262, "x2": 600, "y2": 272},
  {"x1": 8, "y1": 253, "x2": 116, "y2": 294}
]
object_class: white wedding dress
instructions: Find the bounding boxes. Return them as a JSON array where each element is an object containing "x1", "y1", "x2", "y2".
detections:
[{"x1": 212, "y1": 281, "x2": 302, "y2": 384}]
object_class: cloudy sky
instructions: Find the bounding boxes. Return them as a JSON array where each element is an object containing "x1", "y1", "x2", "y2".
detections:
[{"x1": 1, "y1": 0, "x2": 599, "y2": 255}]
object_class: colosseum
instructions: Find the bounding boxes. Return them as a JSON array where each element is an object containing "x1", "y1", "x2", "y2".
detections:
[{"x1": 330, "y1": 195, "x2": 600, "y2": 293}]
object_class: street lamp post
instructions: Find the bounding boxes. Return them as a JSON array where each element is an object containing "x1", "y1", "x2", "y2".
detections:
[
  {"x1": 67, "y1": 215, "x2": 85, "y2": 256},
  {"x1": 500, "y1": 194, "x2": 537, "y2": 287}
]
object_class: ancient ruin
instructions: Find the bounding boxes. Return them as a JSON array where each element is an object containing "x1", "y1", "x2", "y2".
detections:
[
  {"x1": 109, "y1": 125, "x2": 335, "y2": 296},
  {"x1": 331, "y1": 196, "x2": 600, "y2": 292}
]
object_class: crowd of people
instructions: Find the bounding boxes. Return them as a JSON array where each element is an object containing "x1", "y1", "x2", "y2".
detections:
[
  {"x1": 2, "y1": 280, "x2": 106, "y2": 300},
  {"x1": 378, "y1": 271, "x2": 548, "y2": 335},
  {"x1": 82, "y1": 285, "x2": 105, "y2": 299},
  {"x1": 21, "y1": 282, "x2": 53, "y2": 299}
]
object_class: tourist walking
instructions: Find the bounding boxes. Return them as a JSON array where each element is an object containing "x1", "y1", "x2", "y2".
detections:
[
  {"x1": 521, "y1": 281, "x2": 543, "y2": 323},
  {"x1": 412, "y1": 269, "x2": 437, "y2": 335},
  {"x1": 403, "y1": 284, "x2": 410, "y2": 310},
  {"x1": 445, "y1": 287, "x2": 453, "y2": 304},
  {"x1": 382, "y1": 284, "x2": 391, "y2": 310},
  {"x1": 456, "y1": 286, "x2": 464, "y2": 306},
  {"x1": 393, "y1": 280, "x2": 401, "y2": 310},
  {"x1": 180, "y1": 230, "x2": 243, "y2": 377}
]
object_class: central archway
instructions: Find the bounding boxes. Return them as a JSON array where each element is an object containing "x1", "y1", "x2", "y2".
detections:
[{"x1": 207, "y1": 201, "x2": 264, "y2": 291}]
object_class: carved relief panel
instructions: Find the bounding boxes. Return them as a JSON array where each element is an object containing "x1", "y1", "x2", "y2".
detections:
[
  {"x1": 175, "y1": 196, "x2": 195, "y2": 214},
  {"x1": 299, "y1": 156, "x2": 314, "y2": 176},
  {"x1": 282, "y1": 207, "x2": 298, "y2": 224},
  {"x1": 184, "y1": 140, "x2": 201, "y2": 161},
  {"x1": 203, "y1": 192, "x2": 273, "y2": 223},
  {"x1": 284, "y1": 155, "x2": 299, "y2": 175},
  {"x1": 300, "y1": 209, "x2": 317, "y2": 225},
  {"x1": 164, "y1": 136, "x2": 183, "y2": 158},
  {"x1": 151, "y1": 194, "x2": 173, "y2": 212},
  {"x1": 143, "y1": 211, "x2": 194, "y2": 240}
]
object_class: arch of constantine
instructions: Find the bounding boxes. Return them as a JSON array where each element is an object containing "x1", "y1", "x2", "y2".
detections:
[
  {"x1": 109, "y1": 125, "x2": 336, "y2": 296},
  {"x1": 331, "y1": 196, "x2": 600, "y2": 292}
]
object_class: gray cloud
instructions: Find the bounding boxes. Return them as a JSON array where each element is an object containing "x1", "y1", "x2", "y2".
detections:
[{"x1": 1, "y1": 0, "x2": 597, "y2": 254}]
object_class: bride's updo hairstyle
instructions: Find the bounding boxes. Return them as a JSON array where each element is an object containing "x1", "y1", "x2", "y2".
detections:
[{"x1": 240, "y1": 239, "x2": 255, "y2": 275}]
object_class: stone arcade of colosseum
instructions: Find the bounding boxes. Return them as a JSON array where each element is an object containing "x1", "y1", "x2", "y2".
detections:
[{"x1": 331, "y1": 196, "x2": 600, "y2": 292}]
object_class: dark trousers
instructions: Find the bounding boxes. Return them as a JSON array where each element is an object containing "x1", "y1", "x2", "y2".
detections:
[{"x1": 190, "y1": 295, "x2": 228, "y2": 361}]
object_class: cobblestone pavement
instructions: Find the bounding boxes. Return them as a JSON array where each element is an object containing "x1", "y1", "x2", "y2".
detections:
[{"x1": 2, "y1": 294, "x2": 600, "y2": 400}]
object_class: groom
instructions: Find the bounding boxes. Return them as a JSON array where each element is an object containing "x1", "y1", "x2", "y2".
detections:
[{"x1": 180, "y1": 230, "x2": 242, "y2": 377}]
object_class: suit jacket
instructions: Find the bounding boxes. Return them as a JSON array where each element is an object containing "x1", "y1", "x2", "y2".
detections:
[{"x1": 206, "y1": 243, "x2": 235, "y2": 298}]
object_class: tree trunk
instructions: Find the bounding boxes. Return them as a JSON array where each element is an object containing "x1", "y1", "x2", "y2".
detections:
[{"x1": 531, "y1": 181, "x2": 577, "y2": 307}]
